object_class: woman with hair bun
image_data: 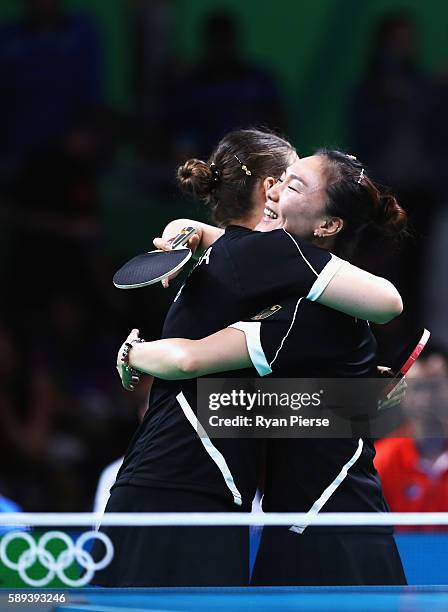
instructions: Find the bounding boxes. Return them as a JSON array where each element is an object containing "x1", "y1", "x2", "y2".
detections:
[
  {"x1": 98, "y1": 131, "x2": 406, "y2": 587},
  {"x1": 176, "y1": 129, "x2": 296, "y2": 228}
]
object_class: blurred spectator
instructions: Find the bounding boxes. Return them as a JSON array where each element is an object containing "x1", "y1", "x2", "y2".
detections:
[
  {"x1": 0, "y1": 322, "x2": 57, "y2": 510},
  {"x1": 27, "y1": 293, "x2": 138, "y2": 511},
  {"x1": 349, "y1": 13, "x2": 437, "y2": 356},
  {"x1": 429, "y1": 65, "x2": 448, "y2": 196},
  {"x1": 350, "y1": 12, "x2": 434, "y2": 192},
  {"x1": 93, "y1": 457, "x2": 124, "y2": 516},
  {"x1": 93, "y1": 377, "x2": 152, "y2": 515},
  {"x1": 170, "y1": 10, "x2": 286, "y2": 161},
  {"x1": 0, "y1": 0, "x2": 103, "y2": 186},
  {"x1": 423, "y1": 63, "x2": 448, "y2": 353},
  {"x1": 0, "y1": 493, "x2": 22, "y2": 515},
  {"x1": 424, "y1": 205, "x2": 448, "y2": 353},
  {"x1": 131, "y1": 1, "x2": 173, "y2": 167},
  {"x1": 0, "y1": 492, "x2": 22, "y2": 535},
  {"x1": 0, "y1": 0, "x2": 110, "y2": 318},
  {"x1": 375, "y1": 349, "x2": 448, "y2": 530},
  {"x1": 0, "y1": 291, "x2": 143, "y2": 511}
]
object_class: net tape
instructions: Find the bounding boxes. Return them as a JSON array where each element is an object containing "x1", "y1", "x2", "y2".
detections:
[{"x1": 2, "y1": 512, "x2": 448, "y2": 527}]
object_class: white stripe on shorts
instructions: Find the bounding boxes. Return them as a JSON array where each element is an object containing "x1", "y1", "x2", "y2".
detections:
[{"x1": 176, "y1": 392, "x2": 243, "y2": 506}]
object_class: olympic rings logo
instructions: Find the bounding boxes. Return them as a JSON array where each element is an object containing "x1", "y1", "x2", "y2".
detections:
[{"x1": 0, "y1": 530, "x2": 114, "y2": 587}]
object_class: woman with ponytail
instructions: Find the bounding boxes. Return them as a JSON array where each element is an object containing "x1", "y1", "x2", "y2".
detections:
[{"x1": 312, "y1": 148, "x2": 408, "y2": 259}]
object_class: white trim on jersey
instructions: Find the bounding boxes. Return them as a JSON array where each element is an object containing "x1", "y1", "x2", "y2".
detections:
[
  {"x1": 176, "y1": 392, "x2": 243, "y2": 506},
  {"x1": 228, "y1": 321, "x2": 272, "y2": 376},
  {"x1": 270, "y1": 297, "x2": 303, "y2": 368},
  {"x1": 289, "y1": 438, "x2": 364, "y2": 534},
  {"x1": 282, "y1": 229, "x2": 319, "y2": 276},
  {"x1": 307, "y1": 255, "x2": 347, "y2": 302},
  {"x1": 229, "y1": 296, "x2": 303, "y2": 375},
  {"x1": 281, "y1": 229, "x2": 346, "y2": 302}
]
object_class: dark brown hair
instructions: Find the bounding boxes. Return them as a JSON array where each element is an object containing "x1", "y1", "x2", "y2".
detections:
[
  {"x1": 177, "y1": 129, "x2": 295, "y2": 226},
  {"x1": 316, "y1": 149, "x2": 408, "y2": 258}
]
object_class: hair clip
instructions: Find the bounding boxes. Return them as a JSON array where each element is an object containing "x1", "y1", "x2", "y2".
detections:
[
  {"x1": 357, "y1": 168, "x2": 365, "y2": 184},
  {"x1": 347, "y1": 154, "x2": 357, "y2": 161},
  {"x1": 234, "y1": 154, "x2": 252, "y2": 176},
  {"x1": 210, "y1": 162, "x2": 220, "y2": 183}
]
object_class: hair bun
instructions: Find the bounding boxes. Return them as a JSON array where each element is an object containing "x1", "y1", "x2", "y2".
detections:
[
  {"x1": 177, "y1": 159, "x2": 214, "y2": 201},
  {"x1": 375, "y1": 193, "x2": 408, "y2": 236}
]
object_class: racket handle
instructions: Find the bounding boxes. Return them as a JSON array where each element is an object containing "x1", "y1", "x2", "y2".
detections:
[
  {"x1": 384, "y1": 373, "x2": 403, "y2": 400},
  {"x1": 168, "y1": 226, "x2": 197, "y2": 249}
]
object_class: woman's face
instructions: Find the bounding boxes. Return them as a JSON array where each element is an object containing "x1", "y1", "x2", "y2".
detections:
[{"x1": 256, "y1": 155, "x2": 329, "y2": 239}]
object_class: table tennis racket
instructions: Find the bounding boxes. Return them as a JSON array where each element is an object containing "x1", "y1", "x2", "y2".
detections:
[
  {"x1": 385, "y1": 327, "x2": 430, "y2": 399},
  {"x1": 113, "y1": 226, "x2": 196, "y2": 289}
]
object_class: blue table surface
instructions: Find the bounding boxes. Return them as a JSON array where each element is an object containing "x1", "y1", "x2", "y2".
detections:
[{"x1": 3, "y1": 586, "x2": 448, "y2": 612}]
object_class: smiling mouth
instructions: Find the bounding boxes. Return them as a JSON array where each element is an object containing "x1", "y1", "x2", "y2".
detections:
[{"x1": 263, "y1": 206, "x2": 278, "y2": 219}]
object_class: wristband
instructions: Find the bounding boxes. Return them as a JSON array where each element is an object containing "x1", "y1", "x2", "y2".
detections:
[{"x1": 121, "y1": 338, "x2": 145, "y2": 370}]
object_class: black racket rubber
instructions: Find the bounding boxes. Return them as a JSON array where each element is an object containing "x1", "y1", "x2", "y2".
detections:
[{"x1": 113, "y1": 249, "x2": 191, "y2": 289}]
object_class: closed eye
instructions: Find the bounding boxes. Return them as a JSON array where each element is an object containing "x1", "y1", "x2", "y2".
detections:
[
  {"x1": 288, "y1": 182, "x2": 304, "y2": 193},
  {"x1": 277, "y1": 175, "x2": 302, "y2": 193}
]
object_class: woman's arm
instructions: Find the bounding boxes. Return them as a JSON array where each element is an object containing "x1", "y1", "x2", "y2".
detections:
[
  {"x1": 155, "y1": 218, "x2": 402, "y2": 324},
  {"x1": 316, "y1": 262, "x2": 403, "y2": 324},
  {"x1": 118, "y1": 328, "x2": 250, "y2": 383}
]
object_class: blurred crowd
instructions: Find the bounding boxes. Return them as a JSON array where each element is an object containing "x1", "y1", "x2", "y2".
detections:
[
  {"x1": 375, "y1": 349, "x2": 448, "y2": 529},
  {"x1": 0, "y1": 1, "x2": 447, "y2": 520}
]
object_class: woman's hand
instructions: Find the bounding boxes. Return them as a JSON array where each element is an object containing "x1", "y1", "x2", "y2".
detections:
[
  {"x1": 117, "y1": 329, "x2": 141, "y2": 391},
  {"x1": 152, "y1": 232, "x2": 201, "y2": 288},
  {"x1": 377, "y1": 365, "x2": 408, "y2": 411},
  {"x1": 152, "y1": 218, "x2": 223, "y2": 287},
  {"x1": 153, "y1": 232, "x2": 201, "y2": 254}
]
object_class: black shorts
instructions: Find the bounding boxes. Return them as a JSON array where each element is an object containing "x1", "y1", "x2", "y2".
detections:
[
  {"x1": 251, "y1": 527, "x2": 407, "y2": 586},
  {"x1": 92, "y1": 485, "x2": 249, "y2": 587}
]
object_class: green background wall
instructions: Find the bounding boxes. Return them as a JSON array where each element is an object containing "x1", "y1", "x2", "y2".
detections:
[
  {"x1": 175, "y1": 0, "x2": 447, "y2": 152},
  {"x1": 1, "y1": 0, "x2": 446, "y2": 151},
  {"x1": 2, "y1": 0, "x2": 445, "y2": 253}
]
